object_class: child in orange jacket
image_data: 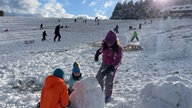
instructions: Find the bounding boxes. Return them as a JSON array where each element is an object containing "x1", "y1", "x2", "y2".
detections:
[{"x1": 40, "y1": 68, "x2": 70, "y2": 108}]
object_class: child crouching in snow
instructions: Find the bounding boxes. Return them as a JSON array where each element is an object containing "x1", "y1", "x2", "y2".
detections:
[
  {"x1": 39, "y1": 68, "x2": 70, "y2": 108},
  {"x1": 68, "y1": 62, "x2": 83, "y2": 92}
]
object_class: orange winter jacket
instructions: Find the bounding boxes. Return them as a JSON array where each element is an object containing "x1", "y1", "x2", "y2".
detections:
[{"x1": 40, "y1": 75, "x2": 69, "y2": 108}]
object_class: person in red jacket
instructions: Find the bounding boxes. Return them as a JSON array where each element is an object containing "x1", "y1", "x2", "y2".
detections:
[
  {"x1": 94, "y1": 30, "x2": 122, "y2": 103},
  {"x1": 40, "y1": 68, "x2": 70, "y2": 108}
]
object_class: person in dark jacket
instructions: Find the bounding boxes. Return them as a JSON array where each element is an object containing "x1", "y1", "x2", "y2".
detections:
[
  {"x1": 54, "y1": 25, "x2": 62, "y2": 42},
  {"x1": 139, "y1": 23, "x2": 142, "y2": 29},
  {"x1": 113, "y1": 25, "x2": 119, "y2": 33},
  {"x1": 41, "y1": 30, "x2": 47, "y2": 41},
  {"x1": 40, "y1": 24, "x2": 43, "y2": 30}
]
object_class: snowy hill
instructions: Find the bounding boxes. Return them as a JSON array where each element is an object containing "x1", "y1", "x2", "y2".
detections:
[{"x1": 0, "y1": 16, "x2": 192, "y2": 108}]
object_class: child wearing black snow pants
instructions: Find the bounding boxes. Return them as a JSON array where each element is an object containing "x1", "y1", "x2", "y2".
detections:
[
  {"x1": 131, "y1": 31, "x2": 139, "y2": 42},
  {"x1": 54, "y1": 25, "x2": 61, "y2": 42},
  {"x1": 113, "y1": 25, "x2": 119, "y2": 33},
  {"x1": 42, "y1": 30, "x2": 47, "y2": 41}
]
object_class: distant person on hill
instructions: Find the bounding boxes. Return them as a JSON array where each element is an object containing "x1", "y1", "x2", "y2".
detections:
[
  {"x1": 40, "y1": 24, "x2": 43, "y2": 30},
  {"x1": 39, "y1": 68, "x2": 70, "y2": 108},
  {"x1": 74, "y1": 18, "x2": 77, "y2": 22},
  {"x1": 97, "y1": 19, "x2": 100, "y2": 25},
  {"x1": 3, "y1": 29, "x2": 8, "y2": 32},
  {"x1": 68, "y1": 62, "x2": 83, "y2": 92},
  {"x1": 84, "y1": 19, "x2": 87, "y2": 23},
  {"x1": 113, "y1": 25, "x2": 119, "y2": 33},
  {"x1": 94, "y1": 30, "x2": 122, "y2": 103},
  {"x1": 139, "y1": 23, "x2": 142, "y2": 29},
  {"x1": 41, "y1": 30, "x2": 47, "y2": 41},
  {"x1": 129, "y1": 26, "x2": 133, "y2": 30},
  {"x1": 95, "y1": 17, "x2": 98, "y2": 22},
  {"x1": 131, "y1": 31, "x2": 139, "y2": 42},
  {"x1": 54, "y1": 24, "x2": 62, "y2": 42}
]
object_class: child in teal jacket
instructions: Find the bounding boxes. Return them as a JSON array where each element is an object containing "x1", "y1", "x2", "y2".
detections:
[{"x1": 68, "y1": 62, "x2": 83, "y2": 91}]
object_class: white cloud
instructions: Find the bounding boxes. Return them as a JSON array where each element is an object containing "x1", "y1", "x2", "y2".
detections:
[
  {"x1": 0, "y1": 0, "x2": 40, "y2": 15},
  {"x1": 89, "y1": 1, "x2": 97, "y2": 6},
  {"x1": 39, "y1": 0, "x2": 74, "y2": 18},
  {"x1": 0, "y1": 0, "x2": 74, "y2": 18},
  {"x1": 0, "y1": 0, "x2": 110, "y2": 19},
  {"x1": 104, "y1": 1, "x2": 115, "y2": 8},
  {"x1": 95, "y1": 14, "x2": 108, "y2": 19},
  {"x1": 95, "y1": 10, "x2": 108, "y2": 19},
  {"x1": 65, "y1": 0, "x2": 70, "y2": 5},
  {"x1": 76, "y1": 14, "x2": 94, "y2": 19},
  {"x1": 120, "y1": 0, "x2": 127, "y2": 3},
  {"x1": 82, "y1": 0, "x2": 87, "y2": 4}
]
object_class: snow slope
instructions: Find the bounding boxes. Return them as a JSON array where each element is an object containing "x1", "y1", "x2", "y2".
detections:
[{"x1": 0, "y1": 16, "x2": 192, "y2": 108}]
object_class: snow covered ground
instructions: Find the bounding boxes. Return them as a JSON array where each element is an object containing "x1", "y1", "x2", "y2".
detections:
[{"x1": 0, "y1": 16, "x2": 192, "y2": 108}]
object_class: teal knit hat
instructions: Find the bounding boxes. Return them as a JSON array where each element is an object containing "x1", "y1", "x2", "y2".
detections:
[
  {"x1": 53, "y1": 68, "x2": 65, "y2": 79},
  {"x1": 72, "y1": 62, "x2": 80, "y2": 73}
]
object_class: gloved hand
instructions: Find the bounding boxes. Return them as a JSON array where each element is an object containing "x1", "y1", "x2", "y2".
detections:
[
  {"x1": 67, "y1": 101, "x2": 71, "y2": 107},
  {"x1": 94, "y1": 50, "x2": 101, "y2": 61},
  {"x1": 102, "y1": 65, "x2": 115, "y2": 75},
  {"x1": 36, "y1": 102, "x2": 40, "y2": 108}
]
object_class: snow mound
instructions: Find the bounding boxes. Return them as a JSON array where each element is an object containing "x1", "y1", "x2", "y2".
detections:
[
  {"x1": 139, "y1": 75, "x2": 192, "y2": 108},
  {"x1": 69, "y1": 76, "x2": 104, "y2": 108},
  {"x1": 156, "y1": 34, "x2": 186, "y2": 59},
  {"x1": 157, "y1": 18, "x2": 192, "y2": 59}
]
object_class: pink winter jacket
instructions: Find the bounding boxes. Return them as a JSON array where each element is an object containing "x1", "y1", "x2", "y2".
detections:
[{"x1": 100, "y1": 45, "x2": 122, "y2": 69}]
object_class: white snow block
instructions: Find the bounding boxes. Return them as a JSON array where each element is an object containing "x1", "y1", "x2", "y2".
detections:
[{"x1": 69, "y1": 76, "x2": 104, "y2": 108}]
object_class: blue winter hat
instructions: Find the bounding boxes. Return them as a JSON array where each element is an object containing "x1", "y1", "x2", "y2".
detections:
[
  {"x1": 53, "y1": 68, "x2": 65, "y2": 79},
  {"x1": 72, "y1": 62, "x2": 80, "y2": 73}
]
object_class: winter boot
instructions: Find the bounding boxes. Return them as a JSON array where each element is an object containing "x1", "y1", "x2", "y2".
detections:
[{"x1": 105, "y1": 96, "x2": 112, "y2": 103}]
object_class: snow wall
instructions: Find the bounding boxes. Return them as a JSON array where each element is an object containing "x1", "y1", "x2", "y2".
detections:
[{"x1": 139, "y1": 75, "x2": 192, "y2": 108}]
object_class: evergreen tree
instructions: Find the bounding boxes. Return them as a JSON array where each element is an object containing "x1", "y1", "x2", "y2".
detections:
[
  {"x1": 111, "y1": 2, "x2": 122, "y2": 19},
  {"x1": 0, "y1": 10, "x2": 4, "y2": 16},
  {"x1": 110, "y1": 0, "x2": 192, "y2": 20}
]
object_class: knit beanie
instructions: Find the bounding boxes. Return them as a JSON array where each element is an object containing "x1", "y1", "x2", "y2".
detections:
[
  {"x1": 53, "y1": 68, "x2": 65, "y2": 79},
  {"x1": 104, "y1": 30, "x2": 117, "y2": 45},
  {"x1": 72, "y1": 62, "x2": 80, "y2": 73}
]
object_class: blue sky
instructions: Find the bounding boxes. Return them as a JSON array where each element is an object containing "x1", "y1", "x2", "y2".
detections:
[
  {"x1": 0, "y1": 0, "x2": 138, "y2": 19},
  {"x1": 59, "y1": 0, "x2": 118, "y2": 18}
]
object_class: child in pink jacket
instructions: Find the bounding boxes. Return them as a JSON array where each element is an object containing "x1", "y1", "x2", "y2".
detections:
[{"x1": 95, "y1": 30, "x2": 122, "y2": 103}]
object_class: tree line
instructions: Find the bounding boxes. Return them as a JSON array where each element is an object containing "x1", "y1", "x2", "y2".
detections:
[
  {"x1": 110, "y1": 0, "x2": 192, "y2": 20},
  {"x1": 0, "y1": 10, "x2": 4, "y2": 16}
]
